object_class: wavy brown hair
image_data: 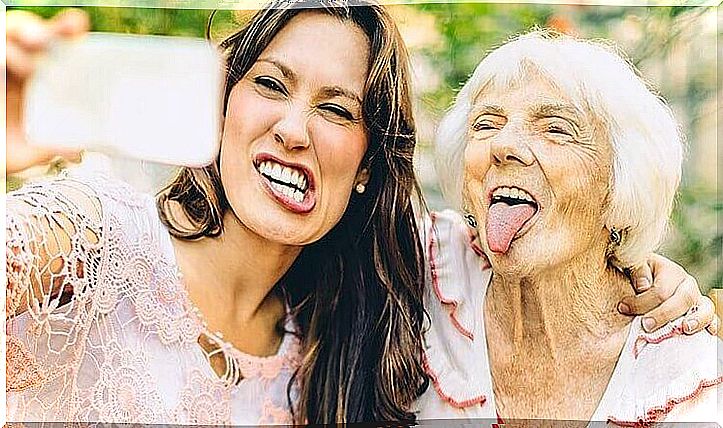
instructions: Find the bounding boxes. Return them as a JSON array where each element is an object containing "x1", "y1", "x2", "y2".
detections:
[{"x1": 157, "y1": 0, "x2": 429, "y2": 423}]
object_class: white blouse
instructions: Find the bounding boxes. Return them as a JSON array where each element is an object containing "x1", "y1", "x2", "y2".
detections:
[
  {"x1": 415, "y1": 210, "x2": 723, "y2": 426},
  {"x1": 6, "y1": 172, "x2": 301, "y2": 425}
]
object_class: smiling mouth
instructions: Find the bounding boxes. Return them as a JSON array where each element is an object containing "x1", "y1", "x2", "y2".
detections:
[
  {"x1": 254, "y1": 156, "x2": 316, "y2": 213},
  {"x1": 487, "y1": 186, "x2": 539, "y2": 254},
  {"x1": 255, "y1": 159, "x2": 310, "y2": 203}
]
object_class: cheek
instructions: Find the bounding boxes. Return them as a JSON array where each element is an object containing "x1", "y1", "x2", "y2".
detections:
[
  {"x1": 313, "y1": 122, "x2": 368, "y2": 182},
  {"x1": 539, "y1": 146, "x2": 612, "y2": 227},
  {"x1": 463, "y1": 141, "x2": 490, "y2": 207},
  {"x1": 463, "y1": 139, "x2": 491, "y2": 183},
  {"x1": 223, "y1": 84, "x2": 277, "y2": 144}
]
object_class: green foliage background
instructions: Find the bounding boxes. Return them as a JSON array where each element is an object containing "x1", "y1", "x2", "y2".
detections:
[{"x1": 7, "y1": 3, "x2": 720, "y2": 290}]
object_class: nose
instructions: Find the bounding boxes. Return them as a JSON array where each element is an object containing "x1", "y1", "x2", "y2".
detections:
[
  {"x1": 272, "y1": 104, "x2": 311, "y2": 151},
  {"x1": 490, "y1": 124, "x2": 535, "y2": 167}
]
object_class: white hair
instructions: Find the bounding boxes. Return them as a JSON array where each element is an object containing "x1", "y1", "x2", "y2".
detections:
[{"x1": 435, "y1": 30, "x2": 683, "y2": 268}]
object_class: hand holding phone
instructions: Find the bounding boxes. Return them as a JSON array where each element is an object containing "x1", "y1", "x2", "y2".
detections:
[
  {"x1": 7, "y1": 9, "x2": 224, "y2": 174},
  {"x1": 6, "y1": 9, "x2": 89, "y2": 174}
]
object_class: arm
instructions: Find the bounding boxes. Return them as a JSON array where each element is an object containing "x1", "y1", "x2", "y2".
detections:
[
  {"x1": 6, "y1": 174, "x2": 107, "y2": 398},
  {"x1": 7, "y1": 178, "x2": 103, "y2": 319}
]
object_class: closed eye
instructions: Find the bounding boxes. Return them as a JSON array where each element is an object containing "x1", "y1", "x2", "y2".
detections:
[
  {"x1": 319, "y1": 103, "x2": 356, "y2": 121},
  {"x1": 473, "y1": 120, "x2": 499, "y2": 131},
  {"x1": 547, "y1": 125, "x2": 571, "y2": 135},
  {"x1": 254, "y1": 76, "x2": 287, "y2": 95}
]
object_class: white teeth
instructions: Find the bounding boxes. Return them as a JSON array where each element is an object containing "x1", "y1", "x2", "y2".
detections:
[
  {"x1": 272, "y1": 163, "x2": 282, "y2": 179},
  {"x1": 258, "y1": 160, "x2": 308, "y2": 191},
  {"x1": 492, "y1": 186, "x2": 534, "y2": 202},
  {"x1": 281, "y1": 167, "x2": 292, "y2": 183},
  {"x1": 293, "y1": 190, "x2": 303, "y2": 203}
]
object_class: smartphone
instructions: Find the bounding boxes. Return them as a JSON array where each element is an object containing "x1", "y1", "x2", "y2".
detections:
[{"x1": 24, "y1": 33, "x2": 223, "y2": 168}]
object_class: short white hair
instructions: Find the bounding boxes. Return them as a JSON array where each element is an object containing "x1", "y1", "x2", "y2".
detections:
[{"x1": 435, "y1": 30, "x2": 683, "y2": 268}]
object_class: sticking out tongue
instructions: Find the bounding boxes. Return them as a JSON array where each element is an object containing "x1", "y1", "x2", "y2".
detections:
[{"x1": 486, "y1": 202, "x2": 537, "y2": 253}]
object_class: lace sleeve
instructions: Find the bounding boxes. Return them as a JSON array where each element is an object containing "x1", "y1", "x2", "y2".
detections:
[{"x1": 6, "y1": 173, "x2": 105, "y2": 393}]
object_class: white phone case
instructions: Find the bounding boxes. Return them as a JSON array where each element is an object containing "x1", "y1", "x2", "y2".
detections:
[{"x1": 25, "y1": 32, "x2": 223, "y2": 168}]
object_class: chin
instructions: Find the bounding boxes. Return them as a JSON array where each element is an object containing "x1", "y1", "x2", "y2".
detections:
[
  {"x1": 484, "y1": 229, "x2": 562, "y2": 275},
  {"x1": 486, "y1": 243, "x2": 538, "y2": 277}
]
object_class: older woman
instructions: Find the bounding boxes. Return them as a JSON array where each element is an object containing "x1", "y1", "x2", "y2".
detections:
[{"x1": 417, "y1": 31, "x2": 722, "y2": 424}]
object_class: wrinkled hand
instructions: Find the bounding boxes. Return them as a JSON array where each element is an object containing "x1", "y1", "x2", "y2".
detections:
[
  {"x1": 5, "y1": 9, "x2": 89, "y2": 175},
  {"x1": 618, "y1": 253, "x2": 717, "y2": 335}
]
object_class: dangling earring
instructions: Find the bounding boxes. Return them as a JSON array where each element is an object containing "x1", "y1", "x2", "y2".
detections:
[
  {"x1": 609, "y1": 227, "x2": 622, "y2": 245},
  {"x1": 464, "y1": 213, "x2": 478, "y2": 228},
  {"x1": 355, "y1": 183, "x2": 366, "y2": 194},
  {"x1": 463, "y1": 204, "x2": 477, "y2": 228}
]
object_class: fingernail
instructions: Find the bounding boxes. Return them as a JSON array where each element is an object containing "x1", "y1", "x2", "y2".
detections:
[
  {"x1": 642, "y1": 317, "x2": 656, "y2": 332},
  {"x1": 684, "y1": 319, "x2": 699, "y2": 333},
  {"x1": 637, "y1": 277, "x2": 651, "y2": 292},
  {"x1": 617, "y1": 302, "x2": 631, "y2": 314}
]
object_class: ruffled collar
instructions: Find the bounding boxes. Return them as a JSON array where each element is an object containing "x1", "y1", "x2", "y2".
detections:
[
  {"x1": 422, "y1": 210, "x2": 494, "y2": 413},
  {"x1": 593, "y1": 316, "x2": 722, "y2": 425}
]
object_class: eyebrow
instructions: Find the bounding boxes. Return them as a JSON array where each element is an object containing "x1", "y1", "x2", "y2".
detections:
[
  {"x1": 473, "y1": 104, "x2": 506, "y2": 116},
  {"x1": 256, "y1": 58, "x2": 296, "y2": 81},
  {"x1": 257, "y1": 57, "x2": 362, "y2": 105},
  {"x1": 531, "y1": 103, "x2": 585, "y2": 125},
  {"x1": 318, "y1": 86, "x2": 362, "y2": 105}
]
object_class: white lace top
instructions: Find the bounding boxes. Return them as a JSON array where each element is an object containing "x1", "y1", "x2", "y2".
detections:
[
  {"x1": 415, "y1": 210, "x2": 723, "y2": 425},
  {"x1": 6, "y1": 172, "x2": 301, "y2": 425}
]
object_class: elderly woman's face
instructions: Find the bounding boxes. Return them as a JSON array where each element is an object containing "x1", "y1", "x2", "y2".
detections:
[
  {"x1": 464, "y1": 72, "x2": 614, "y2": 273},
  {"x1": 219, "y1": 12, "x2": 370, "y2": 245}
]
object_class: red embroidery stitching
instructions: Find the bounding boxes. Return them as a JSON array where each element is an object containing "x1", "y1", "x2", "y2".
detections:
[
  {"x1": 607, "y1": 376, "x2": 723, "y2": 427},
  {"x1": 422, "y1": 351, "x2": 487, "y2": 409},
  {"x1": 632, "y1": 324, "x2": 684, "y2": 359},
  {"x1": 428, "y1": 212, "x2": 474, "y2": 341},
  {"x1": 466, "y1": 227, "x2": 490, "y2": 268}
]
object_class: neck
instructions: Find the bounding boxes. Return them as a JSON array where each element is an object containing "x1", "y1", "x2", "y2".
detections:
[
  {"x1": 173, "y1": 210, "x2": 302, "y2": 326},
  {"x1": 485, "y1": 244, "x2": 633, "y2": 360}
]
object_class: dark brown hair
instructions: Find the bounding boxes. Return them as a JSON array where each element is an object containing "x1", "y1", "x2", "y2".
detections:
[{"x1": 157, "y1": 0, "x2": 429, "y2": 423}]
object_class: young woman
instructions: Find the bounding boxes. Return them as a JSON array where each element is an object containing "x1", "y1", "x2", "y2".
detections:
[{"x1": 6, "y1": 2, "x2": 427, "y2": 424}]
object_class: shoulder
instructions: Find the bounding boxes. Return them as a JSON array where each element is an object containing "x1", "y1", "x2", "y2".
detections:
[
  {"x1": 605, "y1": 317, "x2": 722, "y2": 424},
  {"x1": 419, "y1": 210, "x2": 495, "y2": 419},
  {"x1": 424, "y1": 210, "x2": 491, "y2": 338},
  {"x1": 8, "y1": 169, "x2": 152, "y2": 223}
]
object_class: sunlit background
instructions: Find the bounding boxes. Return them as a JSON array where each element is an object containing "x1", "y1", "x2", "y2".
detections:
[{"x1": 6, "y1": 3, "x2": 720, "y2": 291}]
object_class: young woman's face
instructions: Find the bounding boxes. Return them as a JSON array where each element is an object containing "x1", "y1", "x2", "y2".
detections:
[{"x1": 220, "y1": 12, "x2": 370, "y2": 245}]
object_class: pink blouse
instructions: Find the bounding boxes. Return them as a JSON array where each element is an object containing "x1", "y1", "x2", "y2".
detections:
[{"x1": 6, "y1": 172, "x2": 301, "y2": 425}]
